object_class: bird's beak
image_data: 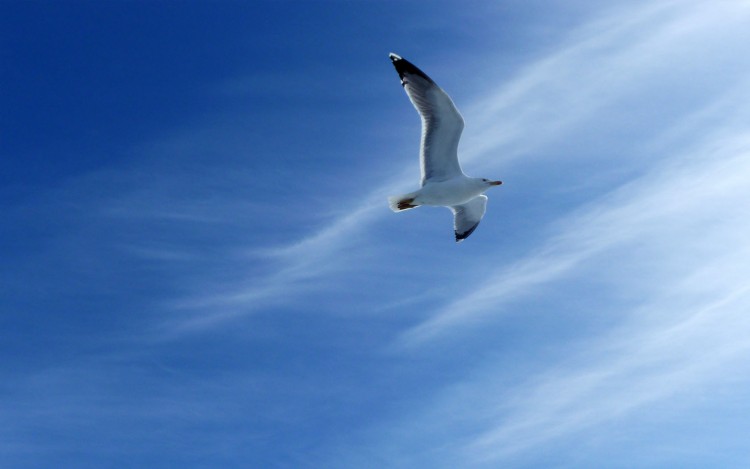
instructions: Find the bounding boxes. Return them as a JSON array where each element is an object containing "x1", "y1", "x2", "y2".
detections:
[{"x1": 490, "y1": 180, "x2": 503, "y2": 186}]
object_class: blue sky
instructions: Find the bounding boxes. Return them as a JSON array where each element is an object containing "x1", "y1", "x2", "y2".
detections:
[{"x1": 3, "y1": 1, "x2": 750, "y2": 467}]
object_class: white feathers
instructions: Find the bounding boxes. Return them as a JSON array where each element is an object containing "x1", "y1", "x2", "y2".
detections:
[{"x1": 388, "y1": 54, "x2": 502, "y2": 242}]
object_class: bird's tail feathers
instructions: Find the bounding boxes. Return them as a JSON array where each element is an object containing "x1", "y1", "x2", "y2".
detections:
[{"x1": 388, "y1": 192, "x2": 421, "y2": 212}]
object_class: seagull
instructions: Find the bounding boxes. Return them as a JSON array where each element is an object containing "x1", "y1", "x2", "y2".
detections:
[{"x1": 387, "y1": 53, "x2": 502, "y2": 242}]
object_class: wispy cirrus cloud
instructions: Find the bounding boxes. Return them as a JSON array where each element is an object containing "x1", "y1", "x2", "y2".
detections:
[{"x1": 457, "y1": 265, "x2": 750, "y2": 466}]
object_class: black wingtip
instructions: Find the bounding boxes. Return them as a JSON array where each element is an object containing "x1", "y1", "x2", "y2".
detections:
[
  {"x1": 388, "y1": 53, "x2": 434, "y2": 85},
  {"x1": 455, "y1": 223, "x2": 480, "y2": 243}
]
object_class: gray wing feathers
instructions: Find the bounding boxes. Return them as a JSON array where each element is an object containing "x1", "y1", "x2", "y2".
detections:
[
  {"x1": 451, "y1": 195, "x2": 487, "y2": 242},
  {"x1": 390, "y1": 55, "x2": 465, "y2": 185}
]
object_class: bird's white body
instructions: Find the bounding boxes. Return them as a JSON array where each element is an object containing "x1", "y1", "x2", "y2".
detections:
[{"x1": 414, "y1": 177, "x2": 489, "y2": 207}]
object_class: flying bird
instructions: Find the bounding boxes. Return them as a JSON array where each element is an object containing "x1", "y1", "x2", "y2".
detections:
[{"x1": 387, "y1": 53, "x2": 502, "y2": 242}]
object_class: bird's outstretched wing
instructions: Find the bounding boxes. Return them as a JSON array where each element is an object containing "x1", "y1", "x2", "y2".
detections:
[
  {"x1": 450, "y1": 195, "x2": 487, "y2": 242},
  {"x1": 390, "y1": 53, "x2": 465, "y2": 186}
]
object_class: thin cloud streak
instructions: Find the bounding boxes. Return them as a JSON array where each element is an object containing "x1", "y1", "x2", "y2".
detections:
[
  {"x1": 163, "y1": 177, "x2": 404, "y2": 333},
  {"x1": 460, "y1": 0, "x2": 743, "y2": 167},
  {"x1": 460, "y1": 1, "x2": 677, "y2": 163},
  {"x1": 466, "y1": 271, "x2": 750, "y2": 464}
]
